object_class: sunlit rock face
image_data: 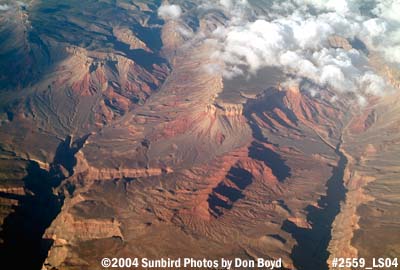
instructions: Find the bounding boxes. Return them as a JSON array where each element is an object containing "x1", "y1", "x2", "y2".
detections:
[{"x1": 0, "y1": 1, "x2": 399, "y2": 270}]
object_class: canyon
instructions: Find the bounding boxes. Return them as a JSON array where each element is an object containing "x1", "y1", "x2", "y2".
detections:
[{"x1": 0, "y1": 1, "x2": 399, "y2": 270}]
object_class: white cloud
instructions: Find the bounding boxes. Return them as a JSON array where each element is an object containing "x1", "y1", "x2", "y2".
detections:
[
  {"x1": 0, "y1": 4, "x2": 10, "y2": 11},
  {"x1": 158, "y1": 4, "x2": 182, "y2": 20},
  {"x1": 368, "y1": 0, "x2": 400, "y2": 64},
  {"x1": 213, "y1": 16, "x2": 383, "y2": 93},
  {"x1": 219, "y1": 0, "x2": 233, "y2": 9},
  {"x1": 360, "y1": 72, "x2": 388, "y2": 95},
  {"x1": 373, "y1": 0, "x2": 400, "y2": 24},
  {"x1": 193, "y1": 0, "x2": 398, "y2": 97},
  {"x1": 166, "y1": 0, "x2": 398, "y2": 99}
]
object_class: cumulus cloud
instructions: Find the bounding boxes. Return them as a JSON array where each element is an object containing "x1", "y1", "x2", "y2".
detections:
[
  {"x1": 0, "y1": 4, "x2": 10, "y2": 11},
  {"x1": 158, "y1": 4, "x2": 182, "y2": 20},
  {"x1": 373, "y1": 0, "x2": 400, "y2": 24},
  {"x1": 219, "y1": 0, "x2": 233, "y2": 9},
  {"x1": 369, "y1": 0, "x2": 400, "y2": 64},
  {"x1": 193, "y1": 0, "x2": 400, "y2": 98}
]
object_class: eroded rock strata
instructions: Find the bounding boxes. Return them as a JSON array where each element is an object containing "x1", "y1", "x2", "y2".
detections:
[{"x1": 0, "y1": 1, "x2": 399, "y2": 270}]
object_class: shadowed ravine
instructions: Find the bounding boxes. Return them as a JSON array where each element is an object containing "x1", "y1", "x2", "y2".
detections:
[
  {"x1": 0, "y1": 135, "x2": 88, "y2": 269},
  {"x1": 282, "y1": 140, "x2": 348, "y2": 270},
  {"x1": 0, "y1": 162, "x2": 63, "y2": 270}
]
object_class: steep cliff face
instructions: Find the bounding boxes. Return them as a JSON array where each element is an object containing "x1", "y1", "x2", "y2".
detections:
[{"x1": 328, "y1": 91, "x2": 400, "y2": 266}]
